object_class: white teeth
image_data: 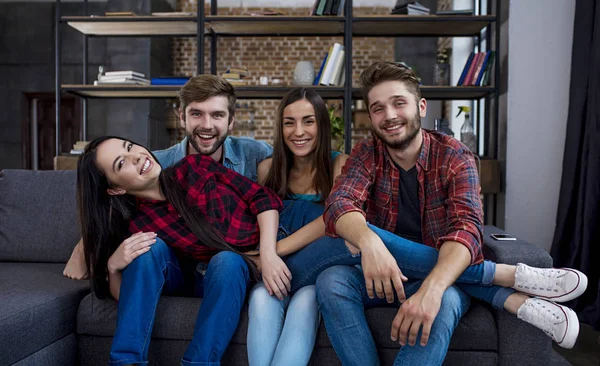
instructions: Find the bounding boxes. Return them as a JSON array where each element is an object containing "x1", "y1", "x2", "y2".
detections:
[
  {"x1": 141, "y1": 159, "x2": 150, "y2": 174},
  {"x1": 293, "y1": 140, "x2": 309, "y2": 146},
  {"x1": 199, "y1": 134, "x2": 214, "y2": 139},
  {"x1": 384, "y1": 125, "x2": 403, "y2": 131}
]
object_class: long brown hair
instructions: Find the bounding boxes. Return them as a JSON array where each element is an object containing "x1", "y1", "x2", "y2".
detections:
[
  {"x1": 263, "y1": 88, "x2": 333, "y2": 202},
  {"x1": 77, "y1": 136, "x2": 259, "y2": 298}
]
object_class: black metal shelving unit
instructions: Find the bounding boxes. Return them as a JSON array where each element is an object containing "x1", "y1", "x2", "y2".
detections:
[{"x1": 55, "y1": 0, "x2": 501, "y2": 223}]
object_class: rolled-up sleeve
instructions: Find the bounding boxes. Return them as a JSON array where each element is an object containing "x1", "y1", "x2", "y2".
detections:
[
  {"x1": 324, "y1": 142, "x2": 373, "y2": 237},
  {"x1": 436, "y1": 151, "x2": 484, "y2": 264}
]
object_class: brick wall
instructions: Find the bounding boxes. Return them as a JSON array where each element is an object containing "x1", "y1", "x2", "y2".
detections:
[{"x1": 169, "y1": 1, "x2": 396, "y2": 149}]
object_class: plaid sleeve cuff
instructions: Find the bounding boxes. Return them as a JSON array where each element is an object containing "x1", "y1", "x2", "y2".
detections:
[
  {"x1": 437, "y1": 229, "x2": 484, "y2": 264},
  {"x1": 324, "y1": 202, "x2": 365, "y2": 238},
  {"x1": 250, "y1": 190, "x2": 283, "y2": 215}
]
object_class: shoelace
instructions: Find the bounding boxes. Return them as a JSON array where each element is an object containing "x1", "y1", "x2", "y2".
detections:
[
  {"x1": 520, "y1": 299, "x2": 564, "y2": 341},
  {"x1": 517, "y1": 265, "x2": 566, "y2": 293}
]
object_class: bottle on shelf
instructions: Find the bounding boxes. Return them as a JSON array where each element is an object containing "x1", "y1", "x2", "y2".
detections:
[
  {"x1": 457, "y1": 106, "x2": 477, "y2": 152},
  {"x1": 434, "y1": 118, "x2": 454, "y2": 137}
]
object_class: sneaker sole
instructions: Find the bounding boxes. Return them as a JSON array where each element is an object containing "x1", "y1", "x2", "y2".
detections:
[
  {"x1": 538, "y1": 268, "x2": 588, "y2": 303},
  {"x1": 556, "y1": 305, "x2": 579, "y2": 349}
]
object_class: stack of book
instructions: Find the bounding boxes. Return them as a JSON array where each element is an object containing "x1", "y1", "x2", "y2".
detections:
[
  {"x1": 391, "y1": 1, "x2": 431, "y2": 15},
  {"x1": 310, "y1": 0, "x2": 346, "y2": 16},
  {"x1": 70, "y1": 141, "x2": 89, "y2": 155},
  {"x1": 222, "y1": 67, "x2": 248, "y2": 86},
  {"x1": 457, "y1": 50, "x2": 496, "y2": 86},
  {"x1": 314, "y1": 42, "x2": 345, "y2": 86},
  {"x1": 94, "y1": 71, "x2": 150, "y2": 86}
]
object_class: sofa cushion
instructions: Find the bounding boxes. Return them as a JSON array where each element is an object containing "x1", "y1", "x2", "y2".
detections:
[
  {"x1": 78, "y1": 295, "x2": 497, "y2": 352},
  {"x1": 0, "y1": 263, "x2": 90, "y2": 364},
  {"x1": 0, "y1": 169, "x2": 80, "y2": 262}
]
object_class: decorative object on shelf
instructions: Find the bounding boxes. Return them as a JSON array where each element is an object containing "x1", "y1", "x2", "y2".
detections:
[
  {"x1": 259, "y1": 76, "x2": 269, "y2": 85},
  {"x1": 329, "y1": 106, "x2": 344, "y2": 152},
  {"x1": 271, "y1": 78, "x2": 284, "y2": 86},
  {"x1": 457, "y1": 106, "x2": 477, "y2": 152},
  {"x1": 391, "y1": 1, "x2": 430, "y2": 15},
  {"x1": 434, "y1": 48, "x2": 451, "y2": 86},
  {"x1": 434, "y1": 118, "x2": 454, "y2": 137},
  {"x1": 293, "y1": 61, "x2": 316, "y2": 86}
]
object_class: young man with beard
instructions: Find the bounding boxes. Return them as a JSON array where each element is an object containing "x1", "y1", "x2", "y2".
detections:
[
  {"x1": 63, "y1": 74, "x2": 272, "y2": 279},
  {"x1": 316, "y1": 61, "x2": 482, "y2": 365}
]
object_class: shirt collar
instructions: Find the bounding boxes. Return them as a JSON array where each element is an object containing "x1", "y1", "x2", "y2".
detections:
[
  {"x1": 417, "y1": 129, "x2": 431, "y2": 172},
  {"x1": 222, "y1": 136, "x2": 241, "y2": 165},
  {"x1": 375, "y1": 129, "x2": 431, "y2": 172}
]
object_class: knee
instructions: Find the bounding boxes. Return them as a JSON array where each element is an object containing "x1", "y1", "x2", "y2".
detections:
[
  {"x1": 127, "y1": 238, "x2": 171, "y2": 268},
  {"x1": 249, "y1": 283, "x2": 285, "y2": 319},
  {"x1": 290, "y1": 285, "x2": 318, "y2": 309},
  {"x1": 207, "y1": 251, "x2": 249, "y2": 280},
  {"x1": 315, "y1": 266, "x2": 359, "y2": 305},
  {"x1": 435, "y1": 285, "x2": 470, "y2": 329}
]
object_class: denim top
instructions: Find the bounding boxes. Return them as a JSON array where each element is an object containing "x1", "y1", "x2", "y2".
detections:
[
  {"x1": 153, "y1": 136, "x2": 273, "y2": 181},
  {"x1": 288, "y1": 151, "x2": 342, "y2": 202}
]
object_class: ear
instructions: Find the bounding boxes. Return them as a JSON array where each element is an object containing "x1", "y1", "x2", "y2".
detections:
[
  {"x1": 107, "y1": 187, "x2": 127, "y2": 196},
  {"x1": 419, "y1": 98, "x2": 427, "y2": 118},
  {"x1": 179, "y1": 108, "x2": 186, "y2": 129},
  {"x1": 228, "y1": 115, "x2": 235, "y2": 132}
]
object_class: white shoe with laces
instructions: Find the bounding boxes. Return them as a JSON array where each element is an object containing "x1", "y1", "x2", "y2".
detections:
[
  {"x1": 514, "y1": 263, "x2": 588, "y2": 302},
  {"x1": 517, "y1": 298, "x2": 579, "y2": 349}
]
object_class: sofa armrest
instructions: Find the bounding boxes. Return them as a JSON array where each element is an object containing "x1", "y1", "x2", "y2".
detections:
[
  {"x1": 482, "y1": 225, "x2": 553, "y2": 268},
  {"x1": 482, "y1": 226, "x2": 556, "y2": 364}
]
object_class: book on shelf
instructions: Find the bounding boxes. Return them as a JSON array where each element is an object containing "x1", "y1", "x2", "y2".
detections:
[
  {"x1": 98, "y1": 75, "x2": 150, "y2": 84},
  {"x1": 226, "y1": 79, "x2": 247, "y2": 86},
  {"x1": 104, "y1": 70, "x2": 145, "y2": 78},
  {"x1": 150, "y1": 77, "x2": 190, "y2": 86},
  {"x1": 435, "y1": 9, "x2": 474, "y2": 16},
  {"x1": 151, "y1": 12, "x2": 195, "y2": 16},
  {"x1": 226, "y1": 67, "x2": 248, "y2": 77},
  {"x1": 105, "y1": 11, "x2": 136, "y2": 17},
  {"x1": 221, "y1": 73, "x2": 245, "y2": 80},
  {"x1": 312, "y1": 0, "x2": 345, "y2": 16},
  {"x1": 456, "y1": 50, "x2": 495, "y2": 86},
  {"x1": 315, "y1": 42, "x2": 345, "y2": 86},
  {"x1": 95, "y1": 77, "x2": 150, "y2": 86},
  {"x1": 392, "y1": 1, "x2": 431, "y2": 15}
]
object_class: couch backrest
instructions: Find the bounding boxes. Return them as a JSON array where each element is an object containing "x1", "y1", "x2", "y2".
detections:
[{"x1": 0, "y1": 169, "x2": 80, "y2": 262}]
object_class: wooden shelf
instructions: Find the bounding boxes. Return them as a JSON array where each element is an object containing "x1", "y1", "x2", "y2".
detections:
[
  {"x1": 63, "y1": 16, "x2": 203, "y2": 36},
  {"x1": 352, "y1": 15, "x2": 496, "y2": 37},
  {"x1": 352, "y1": 86, "x2": 494, "y2": 100},
  {"x1": 62, "y1": 85, "x2": 346, "y2": 99},
  {"x1": 207, "y1": 16, "x2": 345, "y2": 36}
]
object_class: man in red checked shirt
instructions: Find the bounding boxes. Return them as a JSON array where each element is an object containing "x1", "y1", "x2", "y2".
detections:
[{"x1": 316, "y1": 62, "x2": 484, "y2": 366}]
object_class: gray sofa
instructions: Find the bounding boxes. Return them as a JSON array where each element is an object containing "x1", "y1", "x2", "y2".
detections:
[{"x1": 0, "y1": 169, "x2": 569, "y2": 365}]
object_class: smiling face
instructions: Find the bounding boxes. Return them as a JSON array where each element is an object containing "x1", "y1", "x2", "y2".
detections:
[
  {"x1": 94, "y1": 138, "x2": 161, "y2": 195},
  {"x1": 179, "y1": 95, "x2": 233, "y2": 161},
  {"x1": 367, "y1": 80, "x2": 426, "y2": 150},
  {"x1": 282, "y1": 98, "x2": 319, "y2": 158}
]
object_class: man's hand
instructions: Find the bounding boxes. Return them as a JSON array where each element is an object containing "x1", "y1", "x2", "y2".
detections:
[
  {"x1": 63, "y1": 239, "x2": 89, "y2": 280},
  {"x1": 360, "y1": 231, "x2": 408, "y2": 303},
  {"x1": 107, "y1": 232, "x2": 157, "y2": 274},
  {"x1": 260, "y1": 251, "x2": 292, "y2": 300},
  {"x1": 391, "y1": 284, "x2": 444, "y2": 347}
]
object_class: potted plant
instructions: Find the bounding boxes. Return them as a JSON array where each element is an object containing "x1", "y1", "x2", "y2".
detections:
[{"x1": 329, "y1": 107, "x2": 344, "y2": 152}]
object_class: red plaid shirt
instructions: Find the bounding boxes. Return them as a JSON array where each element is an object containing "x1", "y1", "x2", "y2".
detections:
[
  {"x1": 129, "y1": 154, "x2": 282, "y2": 262},
  {"x1": 324, "y1": 129, "x2": 484, "y2": 264}
]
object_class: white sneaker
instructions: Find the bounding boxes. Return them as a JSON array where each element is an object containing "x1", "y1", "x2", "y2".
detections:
[
  {"x1": 514, "y1": 263, "x2": 588, "y2": 302},
  {"x1": 517, "y1": 298, "x2": 579, "y2": 349}
]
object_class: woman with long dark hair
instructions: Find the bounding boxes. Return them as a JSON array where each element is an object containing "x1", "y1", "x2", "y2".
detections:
[{"x1": 77, "y1": 136, "x2": 284, "y2": 366}]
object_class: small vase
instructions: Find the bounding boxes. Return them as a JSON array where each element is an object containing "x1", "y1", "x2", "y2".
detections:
[
  {"x1": 293, "y1": 61, "x2": 315, "y2": 86},
  {"x1": 434, "y1": 63, "x2": 450, "y2": 86}
]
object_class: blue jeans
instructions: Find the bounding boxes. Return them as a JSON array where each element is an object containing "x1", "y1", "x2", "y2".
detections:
[
  {"x1": 247, "y1": 200, "x2": 324, "y2": 366},
  {"x1": 110, "y1": 239, "x2": 250, "y2": 366},
  {"x1": 316, "y1": 267, "x2": 470, "y2": 366}
]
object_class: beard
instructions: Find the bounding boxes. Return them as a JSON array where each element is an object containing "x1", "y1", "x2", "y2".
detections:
[
  {"x1": 372, "y1": 112, "x2": 421, "y2": 151},
  {"x1": 186, "y1": 128, "x2": 228, "y2": 157}
]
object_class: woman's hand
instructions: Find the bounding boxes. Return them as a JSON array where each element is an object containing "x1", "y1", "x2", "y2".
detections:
[
  {"x1": 260, "y1": 251, "x2": 292, "y2": 300},
  {"x1": 107, "y1": 232, "x2": 157, "y2": 274}
]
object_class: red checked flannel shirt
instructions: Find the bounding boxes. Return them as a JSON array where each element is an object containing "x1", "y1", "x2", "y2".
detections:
[
  {"x1": 129, "y1": 154, "x2": 282, "y2": 262},
  {"x1": 324, "y1": 129, "x2": 484, "y2": 264}
]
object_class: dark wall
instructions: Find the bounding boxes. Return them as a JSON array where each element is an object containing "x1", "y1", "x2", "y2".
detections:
[{"x1": 0, "y1": 0, "x2": 173, "y2": 170}]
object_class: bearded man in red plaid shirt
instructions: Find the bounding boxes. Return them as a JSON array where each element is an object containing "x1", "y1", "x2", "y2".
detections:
[{"x1": 316, "y1": 61, "x2": 484, "y2": 366}]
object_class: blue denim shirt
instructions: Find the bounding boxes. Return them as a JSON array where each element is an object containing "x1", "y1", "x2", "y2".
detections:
[{"x1": 152, "y1": 136, "x2": 273, "y2": 181}]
